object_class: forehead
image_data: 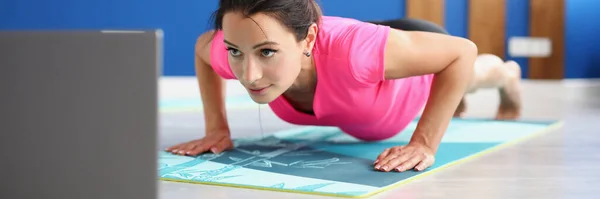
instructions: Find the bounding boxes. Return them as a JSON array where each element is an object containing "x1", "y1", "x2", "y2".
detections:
[{"x1": 221, "y1": 12, "x2": 294, "y2": 45}]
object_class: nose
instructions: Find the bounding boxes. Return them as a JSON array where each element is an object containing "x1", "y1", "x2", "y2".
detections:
[{"x1": 243, "y1": 56, "x2": 263, "y2": 85}]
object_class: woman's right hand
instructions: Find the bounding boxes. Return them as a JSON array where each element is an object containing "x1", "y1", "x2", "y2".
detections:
[{"x1": 165, "y1": 130, "x2": 234, "y2": 156}]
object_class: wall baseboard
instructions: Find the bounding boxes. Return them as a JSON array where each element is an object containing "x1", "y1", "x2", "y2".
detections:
[{"x1": 561, "y1": 78, "x2": 600, "y2": 87}]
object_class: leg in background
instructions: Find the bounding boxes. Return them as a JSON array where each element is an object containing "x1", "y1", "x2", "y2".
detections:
[
  {"x1": 463, "y1": 54, "x2": 522, "y2": 120},
  {"x1": 495, "y1": 60, "x2": 522, "y2": 120}
]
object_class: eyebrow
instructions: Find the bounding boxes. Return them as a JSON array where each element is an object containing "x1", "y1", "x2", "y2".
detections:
[{"x1": 223, "y1": 40, "x2": 279, "y2": 49}]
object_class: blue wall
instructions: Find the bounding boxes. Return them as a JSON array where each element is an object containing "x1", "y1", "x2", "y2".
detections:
[
  {"x1": 318, "y1": 0, "x2": 405, "y2": 21},
  {"x1": 505, "y1": 0, "x2": 530, "y2": 78},
  {"x1": 0, "y1": 0, "x2": 598, "y2": 78},
  {"x1": 445, "y1": 0, "x2": 468, "y2": 38},
  {"x1": 566, "y1": 0, "x2": 600, "y2": 78},
  {"x1": 0, "y1": 0, "x2": 220, "y2": 76}
]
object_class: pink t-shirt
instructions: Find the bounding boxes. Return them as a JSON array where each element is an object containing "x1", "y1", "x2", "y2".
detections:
[{"x1": 209, "y1": 16, "x2": 434, "y2": 141}]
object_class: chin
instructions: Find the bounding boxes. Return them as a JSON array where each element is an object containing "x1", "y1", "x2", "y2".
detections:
[{"x1": 248, "y1": 93, "x2": 277, "y2": 104}]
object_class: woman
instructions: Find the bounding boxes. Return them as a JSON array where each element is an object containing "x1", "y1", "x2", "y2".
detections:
[{"x1": 166, "y1": 0, "x2": 522, "y2": 173}]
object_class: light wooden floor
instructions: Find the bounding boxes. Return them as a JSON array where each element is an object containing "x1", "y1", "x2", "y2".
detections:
[{"x1": 158, "y1": 77, "x2": 600, "y2": 199}]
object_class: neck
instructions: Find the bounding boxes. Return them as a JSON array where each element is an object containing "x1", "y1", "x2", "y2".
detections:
[{"x1": 289, "y1": 55, "x2": 316, "y2": 93}]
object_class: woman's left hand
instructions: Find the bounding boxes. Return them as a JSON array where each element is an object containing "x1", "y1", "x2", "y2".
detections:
[{"x1": 373, "y1": 141, "x2": 436, "y2": 172}]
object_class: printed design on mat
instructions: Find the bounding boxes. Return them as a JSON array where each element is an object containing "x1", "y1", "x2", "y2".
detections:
[
  {"x1": 158, "y1": 132, "x2": 379, "y2": 195},
  {"x1": 159, "y1": 133, "x2": 355, "y2": 174},
  {"x1": 159, "y1": 148, "x2": 375, "y2": 196},
  {"x1": 160, "y1": 132, "x2": 392, "y2": 189},
  {"x1": 160, "y1": 132, "x2": 427, "y2": 188},
  {"x1": 159, "y1": 153, "x2": 243, "y2": 182},
  {"x1": 231, "y1": 147, "x2": 351, "y2": 169},
  {"x1": 159, "y1": 118, "x2": 558, "y2": 197},
  {"x1": 227, "y1": 134, "x2": 353, "y2": 168}
]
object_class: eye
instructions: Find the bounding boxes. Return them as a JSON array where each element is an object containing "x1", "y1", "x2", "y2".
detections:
[
  {"x1": 260, "y1": 49, "x2": 277, "y2": 57},
  {"x1": 226, "y1": 47, "x2": 241, "y2": 57}
]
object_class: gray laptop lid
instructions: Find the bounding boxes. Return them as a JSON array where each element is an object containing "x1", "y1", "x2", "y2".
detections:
[{"x1": 0, "y1": 30, "x2": 162, "y2": 199}]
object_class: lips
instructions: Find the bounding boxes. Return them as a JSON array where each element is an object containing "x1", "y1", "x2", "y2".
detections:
[
  {"x1": 247, "y1": 85, "x2": 272, "y2": 94},
  {"x1": 248, "y1": 87, "x2": 268, "y2": 91}
]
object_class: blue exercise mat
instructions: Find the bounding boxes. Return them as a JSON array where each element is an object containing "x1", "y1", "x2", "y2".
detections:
[{"x1": 158, "y1": 118, "x2": 562, "y2": 198}]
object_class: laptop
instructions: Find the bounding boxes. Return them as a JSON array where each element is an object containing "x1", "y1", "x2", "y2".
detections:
[{"x1": 0, "y1": 30, "x2": 162, "y2": 199}]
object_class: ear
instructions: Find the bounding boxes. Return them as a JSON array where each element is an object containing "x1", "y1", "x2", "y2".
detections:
[{"x1": 303, "y1": 23, "x2": 319, "y2": 52}]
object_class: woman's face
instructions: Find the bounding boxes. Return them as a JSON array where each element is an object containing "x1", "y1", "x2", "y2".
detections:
[{"x1": 221, "y1": 12, "x2": 315, "y2": 104}]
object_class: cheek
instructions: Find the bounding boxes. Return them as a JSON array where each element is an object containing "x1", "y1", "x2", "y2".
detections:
[{"x1": 265, "y1": 55, "x2": 300, "y2": 82}]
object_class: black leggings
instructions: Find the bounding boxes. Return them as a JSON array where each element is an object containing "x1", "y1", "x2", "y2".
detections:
[{"x1": 367, "y1": 18, "x2": 449, "y2": 35}]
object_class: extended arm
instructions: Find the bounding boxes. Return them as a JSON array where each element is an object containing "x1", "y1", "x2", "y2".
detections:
[
  {"x1": 195, "y1": 31, "x2": 230, "y2": 134},
  {"x1": 384, "y1": 29, "x2": 477, "y2": 152},
  {"x1": 166, "y1": 30, "x2": 233, "y2": 156},
  {"x1": 374, "y1": 29, "x2": 477, "y2": 172}
]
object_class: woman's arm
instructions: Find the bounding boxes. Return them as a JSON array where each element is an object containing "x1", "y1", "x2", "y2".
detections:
[
  {"x1": 195, "y1": 30, "x2": 230, "y2": 134},
  {"x1": 386, "y1": 29, "x2": 477, "y2": 152},
  {"x1": 374, "y1": 29, "x2": 477, "y2": 172},
  {"x1": 166, "y1": 31, "x2": 233, "y2": 156}
]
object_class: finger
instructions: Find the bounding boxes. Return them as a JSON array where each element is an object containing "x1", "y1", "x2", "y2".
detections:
[
  {"x1": 378, "y1": 146, "x2": 403, "y2": 160},
  {"x1": 169, "y1": 144, "x2": 188, "y2": 154},
  {"x1": 210, "y1": 138, "x2": 234, "y2": 154},
  {"x1": 175, "y1": 143, "x2": 192, "y2": 155},
  {"x1": 182, "y1": 140, "x2": 210, "y2": 155},
  {"x1": 187, "y1": 141, "x2": 214, "y2": 156},
  {"x1": 375, "y1": 147, "x2": 409, "y2": 170},
  {"x1": 168, "y1": 139, "x2": 199, "y2": 155},
  {"x1": 375, "y1": 154, "x2": 398, "y2": 170},
  {"x1": 182, "y1": 145, "x2": 199, "y2": 156},
  {"x1": 414, "y1": 155, "x2": 435, "y2": 171},
  {"x1": 375, "y1": 148, "x2": 391, "y2": 165},
  {"x1": 184, "y1": 136, "x2": 224, "y2": 155},
  {"x1": 380, "y1": 152, "x2": 414, "y2": 172},
  {"x1": 395, "y1": 155, "x2": 422, "y2": 172},
  {"x1": 376, "y1": 154, "x2": 403, "y2": 171},
  {"x1": 165, "y1": 143, "x2": 183, "y2": 152},
  {"x1": 167, "y1": 140, "x2": 194, "y2": 152},
  {"x1": 177, "y1": 147, "x2": 193, "y2": 155}
]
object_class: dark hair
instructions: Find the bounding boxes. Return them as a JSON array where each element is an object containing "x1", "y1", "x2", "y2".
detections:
[{"x1": 211, "y1": 0, "x2": 323, "y2": 41}]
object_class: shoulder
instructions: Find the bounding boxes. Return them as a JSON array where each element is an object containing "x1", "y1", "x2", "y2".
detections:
[
  {"x1": 317, "y1": 16, "x2": 391, "y2": 85},
  {"x1": 195, "y1": 30, "x2": 215, "y2": 65},
  {"x1": 195, "y1": 30, "x2": 236, "y2": 79}
]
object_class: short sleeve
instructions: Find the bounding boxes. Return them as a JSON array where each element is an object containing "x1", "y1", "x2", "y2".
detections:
[
  {"x1": 209, "y1": 30, "x2": 237, "y2": 79},
  {"x1": 336, "y1": 22, "x2": 390, "y2": 85}
]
